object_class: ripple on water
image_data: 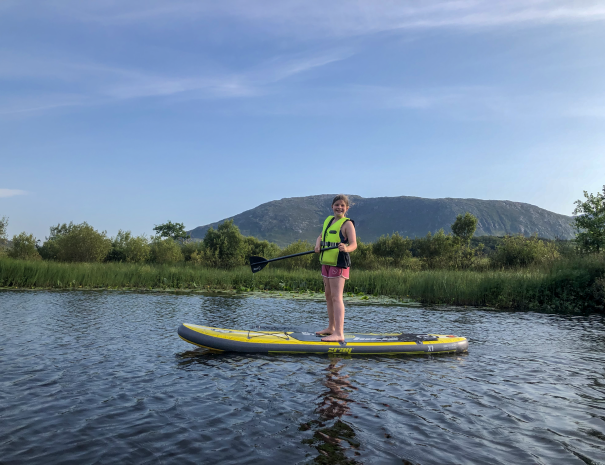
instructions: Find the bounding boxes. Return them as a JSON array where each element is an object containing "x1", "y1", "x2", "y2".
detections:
[{"x1": 1, "y1": 290, "x2": 605, "y2": 464}]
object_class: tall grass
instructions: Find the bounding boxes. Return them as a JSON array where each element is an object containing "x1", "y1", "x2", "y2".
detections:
[
  {"x1": 1, "y1": 256, "x2": 603, "y2": 312},
  {"x1": 0, "y1": 258, "x2": 324, "y2": 292}
]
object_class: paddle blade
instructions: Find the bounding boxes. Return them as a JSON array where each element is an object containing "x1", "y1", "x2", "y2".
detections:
[{"x1": 249, "y1": 256, "x2": 269, "y2": 273}]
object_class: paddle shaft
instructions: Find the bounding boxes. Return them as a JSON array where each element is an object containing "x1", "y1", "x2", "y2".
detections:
[{"x1": 255, "y1": 246, "x2": 339, "y2": 266}]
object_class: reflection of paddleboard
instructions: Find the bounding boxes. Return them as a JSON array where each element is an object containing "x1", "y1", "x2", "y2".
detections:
[{"x1": 178, "y1": 324, "x2": 468, "y2": 355}]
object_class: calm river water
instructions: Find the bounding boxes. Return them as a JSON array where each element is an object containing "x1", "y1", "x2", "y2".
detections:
[{"x1": 1, "y1": 290, "x2": 604, "y2": 464}]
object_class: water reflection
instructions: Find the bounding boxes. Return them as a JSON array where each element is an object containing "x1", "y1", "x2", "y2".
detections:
[
  {"x1": 175, "y1": 348, "x2": 214, "y2": 368},
  {"x1": 317, "y1": 358, "x2": 356, "y2": 420},
  {"x1": 300, "y1": 358, "x2": 361, "y2": 464}
]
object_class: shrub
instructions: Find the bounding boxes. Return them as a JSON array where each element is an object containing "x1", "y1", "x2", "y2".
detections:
[
  {"x1": 554, "y1": 239, "x2": 577, "y2": 258},
  {"x1": 203, "y1": 220, "x2": 245, "y2": 269},
  {"x1": 106, "y1": 230, "x2": 150, "y2": 263},
  {"x1": 372, "y1": 233, "x2": 412, "y2": 267},
  {"x1": 470, "y1": 236, "x2": 503, "y2": 256},
  {"x1": 188, "y1": 249, "x2": 208, "y2": 265},
  {"x1": 38, "y1": 223, "x2": 75, "y2": 261},
  {"x1": 243, "y1": 236, "x2": 281, "y2": 263},
  {"x1": 181, "y1": 240, "x2": 205, "y2": 262},
  {"x1": 453, "y1": 245, "x2": 484, "y2": 270},
  {"x1": 7, "y1": 232, "x2": 41, "y2": 260},
  {"x1": 149, "y1": 237, "x2": 184, "y2": 264},
  {"x1": 351, "y1": 239, "x2": 381, "y2": 270},
  {"x1": 415, "y1": 229, "x2": 458, "y2": 269},
  {"x1": 271, "y1": 240, "x2": 314, "y2": 270},
  {"x1": 39, "y1": 222, "x2": 112, "y2": 262},
  {"x1": 491, "y1": 234, "x2": 559, "y2": 268}
]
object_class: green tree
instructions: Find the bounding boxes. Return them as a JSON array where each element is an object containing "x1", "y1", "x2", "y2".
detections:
[
  {"x1": 106, "y1": 230, "x2": 150, "y2": 263},
  {"x1": 451, "y1": 212, "x2": 478, "y2": 246},
  {"x1": 450, "y1": 213, "x2": 481, "y2": 268},
  {"x1": 149, "y1": 237, "x2": 184, "y2": 264},
  {"x1": 39, "y1": 222, "x2": 111, "y2": 262},
  {"x1": 243, "y1": 236, "x2": 281, "y2": 262},
  {"x1": 415, "y1": 229, "x2": 458, "y2": 269},
  {"x1": 0, "y1": 216, "x2": 7, "y2": 245},
  {"x1": 120, "y1": 232, "x2": 150, "y2": 263},
  {"x1": 0, "y1": 216, "x2": 8, "y2": 257},
  {"x1": 181, "y1": 240, "x2": 206, "y2": 263},
  {"x1": 351, "y1": 239, "x2": 381, "y2": 270},
  {"x1": 7, "y1": 232, "x2": 41, "y2": 260},
  {"x1": 188, "y1": 249, "x2": 208, "y2": 265},
  {"x1": 573, "y1": 186, "x2": 605, "y2": 253},
  {"x1": 372, "y1": 232, "x2": 412, "y2": 267},
  {"x1": 153, "y1": 221, "x2": 190, "y2": 242},
  {"x1": 202, "y1": 220, "x2": 245, "y2": 268},
  {"x1": 38, "y1": 223, "x2": 74, "y2": 260}
]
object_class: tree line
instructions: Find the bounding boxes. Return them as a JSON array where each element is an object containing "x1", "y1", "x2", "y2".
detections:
[
  {"x1": 0, "y1": 212, "x2": 575, "y2": 271},
  {"x1": 0, "y1": 186, "x2": 603, "y2": 270}
]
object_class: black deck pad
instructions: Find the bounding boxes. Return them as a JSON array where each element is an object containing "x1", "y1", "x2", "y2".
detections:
[{"x1": 287, "y1": 332, "x2": 439, "y2": 343}]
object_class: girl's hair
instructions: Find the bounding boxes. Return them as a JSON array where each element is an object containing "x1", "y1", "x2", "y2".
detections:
[{"x1": 332, "y1": 194, "x2": 350, "y2": 207}]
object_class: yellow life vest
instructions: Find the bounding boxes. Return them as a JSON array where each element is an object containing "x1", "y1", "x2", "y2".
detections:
[{"x1": 319, "y1": 216, "x2": 351, "y2": 267}]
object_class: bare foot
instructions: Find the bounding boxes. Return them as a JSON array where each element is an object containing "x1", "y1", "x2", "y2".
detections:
[
  {"x1": 321, "y1": 333, "x2": 345, "y2": 342},
  {"x1": 315, "y1": 328, "x2": 333, "y2": 336}
]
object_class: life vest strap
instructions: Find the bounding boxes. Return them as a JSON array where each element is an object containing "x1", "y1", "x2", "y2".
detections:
[{"x1": 321, "y1": 241, "x2": 340, "y2": 247}]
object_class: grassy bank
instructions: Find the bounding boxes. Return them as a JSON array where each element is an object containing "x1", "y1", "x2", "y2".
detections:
[{"x1": 1, "y1": 257, "x2": 603, "y2": 312}]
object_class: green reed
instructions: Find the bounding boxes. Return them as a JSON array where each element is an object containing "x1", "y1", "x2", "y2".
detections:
[{"x1": 1, "y1": 256, "x2": 603, "y2": 312}]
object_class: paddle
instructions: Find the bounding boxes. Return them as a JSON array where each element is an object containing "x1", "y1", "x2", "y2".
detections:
[{"x1": 249, "y1": 246, "x2": 339, "y2": 273}]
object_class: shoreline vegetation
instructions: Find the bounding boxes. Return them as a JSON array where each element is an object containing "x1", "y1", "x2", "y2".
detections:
[
  {"x1": 1, "y1": 255, "x2": 603, "y2": 312},
  {"x1": 1, "y1": 188, "x2": 604, "y2": 313}
]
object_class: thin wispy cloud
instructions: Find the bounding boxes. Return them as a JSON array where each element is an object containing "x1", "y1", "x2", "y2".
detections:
[
  {"x1": 564, "y1": 98, "x2": 605, "y2": 119},
  {"x1": 234, "y1": 0, "x2": 605, "y2": 35},
  {"x1": 47, "y1": 0, "x2": 605, "y2": 35},
  {"x1": 0, "y1": 189, "x2": 28, "y2": 198},
  {"x1": 3, "y1": 63, "x2": 604, "y2": 120},
  {"x1": 1, "y1": 0, "x2": 603, "y2": 120},
  {"x1": 103, "y1": 49, "x2": 353, "y2": 100},
  {"x1": 350, "y1": 85, "x2": 605, "y2": 120},
  {"x1": 0, "y1": 92, "x2": 88, "y2": 116},
  {"x1": 0, "y1": 48, "x2": 352, "y2": 115},
  {"x1": 222, "y1": 84, "x2": 605, "y2": 121},
  {"x1": 258, "y1": 50, "x2": 354, "y2": 83}
]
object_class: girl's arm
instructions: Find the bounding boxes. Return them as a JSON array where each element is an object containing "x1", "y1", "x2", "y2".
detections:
[
  {"x1": 339, "y1": 221, "x2": 357, "y2": 253},
  {"x1": 315, "y1": 235, "x2": 322, "y2": 253}
]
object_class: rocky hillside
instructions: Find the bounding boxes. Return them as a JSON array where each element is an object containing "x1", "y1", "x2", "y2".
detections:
[{"x1": 189, "y1": 195, "x2": 575, "y2": 246}]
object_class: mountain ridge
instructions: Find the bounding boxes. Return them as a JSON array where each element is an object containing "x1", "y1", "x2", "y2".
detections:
[{"x1": 189, "y1": 194, "x2": 575, "y2": 246}]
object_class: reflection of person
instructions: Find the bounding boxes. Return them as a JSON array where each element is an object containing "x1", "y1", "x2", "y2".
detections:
[
  {"x1": 317, "y1": 359, "x2": 356, "y2": 420},
  {"x1": 314, "y1": 194, "x2": 357, "y2": 342}
]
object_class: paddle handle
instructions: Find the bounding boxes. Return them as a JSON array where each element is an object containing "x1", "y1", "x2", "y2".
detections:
[{"x1": 259, "y1": 246, "x2": 339, "y2": 265}]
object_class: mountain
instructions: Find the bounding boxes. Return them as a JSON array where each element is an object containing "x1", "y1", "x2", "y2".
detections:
[{"x1": 188, "y1": 195, "x2": 575, "y2": 246}]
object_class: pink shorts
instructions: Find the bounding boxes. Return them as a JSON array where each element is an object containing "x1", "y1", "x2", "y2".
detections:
[{"x1": 321, "y1": 265, "x2": 350, "y2": 279}]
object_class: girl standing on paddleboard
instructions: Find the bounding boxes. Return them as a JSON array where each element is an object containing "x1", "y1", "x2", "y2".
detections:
[{"x1": 314, "y1": 194, "x2": 357, "y2": 342}]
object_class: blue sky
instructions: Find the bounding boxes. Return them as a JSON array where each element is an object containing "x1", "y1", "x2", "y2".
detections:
[{"x1": 1, "y1": 0, "x2": 604, "y2": 240}]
